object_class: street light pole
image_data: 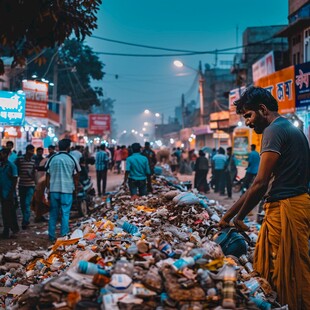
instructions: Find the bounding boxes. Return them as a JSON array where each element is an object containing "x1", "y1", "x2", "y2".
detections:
[
  {"x1": 174, "y1": 60, "x2": 205, "y2": 126},
  {"x1": 198, "y1": 61, "x2": 205, "y2": 126}
]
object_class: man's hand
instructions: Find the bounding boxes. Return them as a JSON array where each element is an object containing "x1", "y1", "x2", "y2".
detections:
[
  {"x1": 233, "y1": 218, "x2": 249, "y2": 231},
  {"x1": 218, "y1": 218, "x2": 231, "y2": 228}
]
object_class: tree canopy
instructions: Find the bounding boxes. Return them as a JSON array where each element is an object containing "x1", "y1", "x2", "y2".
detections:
[
  {"x1": 0, "y1": 0, "x2": 102, "y2": 74},
  {"x1": 26, "y1": 39, "x2": 105, "y2": 110}
]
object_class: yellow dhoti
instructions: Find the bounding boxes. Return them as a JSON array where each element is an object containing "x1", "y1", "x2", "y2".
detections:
[{"x1": 254, "y1": 193, "x2": 310, "y2": 310}]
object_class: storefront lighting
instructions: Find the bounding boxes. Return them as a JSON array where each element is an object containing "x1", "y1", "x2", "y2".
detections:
[
  {"x1": 139, "y1": 133, "x2": 143, "y2": 137},
  {"x1": 170, "y1": 138, "x2": 174, "y2": 144},
  {"x1": 293, "y1": 120, "x2": 299, "y2": 127},
  {"x1": 181, "y1": 143, "x2": 184, "y2": 148},
  {"x1": 0, "y1": 127, "x2": 4, "y2": 133},
  {"x1": 30, "y1": 127, "x2": 35, "y2": 132},
  {"x1": 20, "y1": 127, "x2": 25, "y2": 133},
  {"x1": 188, "y1": 137, "x2": 192, "y2": 142},
  {"x1": 25, "y1": 125, "x2": 29, "y2": 132},
  {"x1": 142, "y1": 127, "x2": 146, "y2": 131},
  {"x1": 32, "y1": 74, "x2": 38, "y2": 78},
  {"x1": 53, "y1": 137, "x2": 58, "y2": 142},
  {"x1": 37, "y1": 127, "x2": 42, "y2": 132},
  {"x1": 131, "y1": 129, "x2": 135, "y2": 133},
  {"x1": 144, "y1": 122, "x2": 149, "y2": 126},
  {"x1": 238, "y1": 121, "x2": 242, "y2": 127},
  {"x1": 22, "y1": 79, "x2": 27, "y2": 83},
  {"x1": 123, "y1": 130, "x2": 127, "y2": 134},
  {"x1": 111, "y1": 139, "x2": 116, "y2": 144},
  {"x1": 49, "y1": 83, "x2": 54, "y2": 86}
]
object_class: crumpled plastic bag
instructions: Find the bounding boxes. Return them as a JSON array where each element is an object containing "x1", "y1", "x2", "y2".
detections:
[{"x1": 173, "y1": 192, "x2": 200, "y2": 206}]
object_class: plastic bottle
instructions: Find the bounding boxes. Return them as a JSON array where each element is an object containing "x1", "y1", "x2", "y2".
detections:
[
  {"x1": 239, "y1": 255, "x2": 254, "y2": 273},
  {"x1": 197, "y1": 268, "x2": 214, "y2": 292},
  {"x1": 199, "y1": 199, "x2": 215, "y2": 216},
  {"x1": 105, "y1": 195, "x2": 112, "y2": 208},
  {"x1": 158, "y1": 240, "x2": 175, "y2": 257},
  {"x1": 113, "y1": 257, "x2": 134, "y2": 277},
  {"x1": 172, "y1": 254, "x2": 203, "y2": 271},
  {"x1": 116, "y1": 219, "x2": 141, "y2": 237},
  {"x1": 77, "y1": 260, "x2": 109, "y2": 276},
  {"x1": 222, "y1": 264, "x2": 237, "y2": 309}
]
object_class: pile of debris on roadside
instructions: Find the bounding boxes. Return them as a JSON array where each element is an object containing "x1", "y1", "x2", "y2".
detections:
[{"x1": 0, "y1": 174, "x2": 288, "y2": 310}]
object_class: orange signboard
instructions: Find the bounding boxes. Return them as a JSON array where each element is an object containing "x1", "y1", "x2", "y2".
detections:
[
  {"x1": 22, "y1": 80, "x2": 48, "y2": 118},
  {"x1": 255, "y1": 66, "x2": 295, "y2": 114}
]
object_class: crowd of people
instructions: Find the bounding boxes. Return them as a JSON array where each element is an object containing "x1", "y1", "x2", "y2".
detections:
[{"x1": 0, "y1": 87, "x2": 309, "y2": 308}]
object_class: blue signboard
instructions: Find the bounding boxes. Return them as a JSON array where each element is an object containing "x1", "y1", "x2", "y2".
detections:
[
  {"x1": 295, "y1": 62, "x2": 310, "y2": 111},
  {"x1": 0, "y1": 90, "x2": 26, "y2": 126}
]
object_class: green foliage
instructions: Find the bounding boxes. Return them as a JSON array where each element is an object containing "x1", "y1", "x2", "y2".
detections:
[
  {"x1": 0, "y1": 0, "x2": 102, "y2": 74},
  {"x1": 27, "y1": 39, "x2": 105, "y2": 110}
]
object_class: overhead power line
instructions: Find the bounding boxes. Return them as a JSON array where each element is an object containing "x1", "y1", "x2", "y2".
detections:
[{"x1": 91, "y1": 35, "x2": 281, "y2": 57}]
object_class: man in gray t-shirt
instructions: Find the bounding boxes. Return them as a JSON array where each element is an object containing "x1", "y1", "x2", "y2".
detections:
[{"x1": 219, "y1": 86, "x2": 310, "y2": 310}]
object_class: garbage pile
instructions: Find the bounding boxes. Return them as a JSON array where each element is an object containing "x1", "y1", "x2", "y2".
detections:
[{"x1": 0, "y1": 175, "x2": 286, "y2": 310}]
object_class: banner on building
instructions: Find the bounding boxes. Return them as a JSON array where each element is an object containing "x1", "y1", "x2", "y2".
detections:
[
  {"x1": 255, "y1": 66, "x2": 295, "y2": 114},
  {"x1": 229, "y1": 86, "x2": 245, "y2": 127},
  {"x1": 0, "y1": 90, "x2": 26, "y2": 126},
  {"x1": 294, "y1": 62, "x2": 310, "y2": 111},
  {"x1": 22, "y1": 80, "x2": 48, "y2": 118},
  {"x1": 252, "y1": 51, "x2": 275, "y2": 82},
  {"x1": 88, "y1": 114, "x2": 111, "y2": 135}
]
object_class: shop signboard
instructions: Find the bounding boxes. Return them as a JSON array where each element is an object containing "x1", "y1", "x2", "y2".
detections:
[
  {"x1": 252, "y1": 51, "x2": 275, "y2": 82},
  {"x1": 255, "y1": 66, "x2": 295, "y2": 114},
  {"x1": 88, "y1": 114, "x2": 111, "y2": 135},
  {"x1": 0, "y1": 90, "x2": 25, "y2": 126},
  {"x1": 229, "y1": 87, "x2": 245, "y2": 127},
  {"x1": 73, "y1": 109, "x2": 89, "y2": 128},
  {"x1": 294, "y1": 62, "x2": 310, "y2": 111},
  {"x1": 22, "y1": 80, "x2": 48, "y2": 118}
]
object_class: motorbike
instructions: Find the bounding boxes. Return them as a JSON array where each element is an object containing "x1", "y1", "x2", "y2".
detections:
[{"x1": 72, "y1": 177, "x2": 96, "y2": 217}]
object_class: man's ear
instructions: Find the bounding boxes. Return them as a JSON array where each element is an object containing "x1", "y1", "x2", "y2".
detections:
[{"x1": 258, "y1": 104, "x2": 268, "y2": 116}]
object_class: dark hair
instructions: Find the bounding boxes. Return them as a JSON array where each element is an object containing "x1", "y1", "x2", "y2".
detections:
[
  {"x1": 145, "y1": 141, "x2": 150, "y2": 147},
  {"x1": 58, "y1": 139, "x2": 71, "y2": 151},
  {"x1": 251, "y1": 144, "x2": 256, "y2": 150},
  {"x1": 234, "y1": 86, "x2": 278, "y2": 114},
  {"x1": 100, "y1": 144, "x2": 106, "y2": 150},
  {"x1": 37, "y1": 147, "x2": 43, "y2": 152},
  {"x1": 218, "y1": 147, "x2": 225, "y2": 155},
  {"x1": 131, "y1": 143, "x2": 141, "y2": 153},
  {"x1": 48, "y1": 145, "x2": 55, "y2": 150},
  {"x1": 198, "y1": 150, "x2": 205, "y2": 156},
  {"x1": 6, "y1": 141, "x2": 14, "y2": 147},
  {"x1": 227, "y1": 147, "x2": 232, "y2": 152},
  {"x1": 26, "y1": 144, "x2": 35, "y2": 151}
]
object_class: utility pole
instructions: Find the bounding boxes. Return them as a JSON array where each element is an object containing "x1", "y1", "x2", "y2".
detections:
[
  {"x1": 181, "y1": 93, "x2": 185, "y2": 129},
  {"x1": 52, "y1": 49, "x2": 58, "y2": 105},
  {"x1": 198, "y1": 61, "x2": 205, "y2": 126}
]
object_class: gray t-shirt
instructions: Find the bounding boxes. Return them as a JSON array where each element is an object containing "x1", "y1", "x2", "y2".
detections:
[{"x1": 261, "y1": 117, "x2": 310, "y2": 202}]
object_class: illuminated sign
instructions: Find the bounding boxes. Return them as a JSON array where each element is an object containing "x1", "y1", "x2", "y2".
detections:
[{"x1": 0, "y1": 90, "x2": 25, "y2": 126}]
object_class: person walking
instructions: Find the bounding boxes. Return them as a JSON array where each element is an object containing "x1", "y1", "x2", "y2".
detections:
[
  {"x1": 16, "y1": 144, "x2": 36, "y2": 229},
  {"x1": 219, "y1": 86, "x2": 310, "y2": 310},
  {"x1": 212, "y1": 147, "x2": 227, "y2": 195},
  {"x1": 120, "y1": 145, "x2": 129, "y2": 174},
  {"x1": 95, "y1": 144, "x2": 109, "y2": 196},
  {"x1": 45, "y1": 139, "x2": 81, "y2": 242},
  {"x1": 0, "y1": 148, "x2": 19, "y2": 238},
  {"x1": 141, "y1": 141, "x2": 157, "y2": 193},
  {"x1": 6, "y1": 141, "x2": 18, "y2": 163},
  {"x1": 194, "y1": 150, "x2": 209, "y2": 193},
  {"x1": 224, "y1": 147, "x2": 237, "y2": 199},
  {"x1": 242, "y1": 144, "x2": 260, "y2": 190},
  {"x1": 123, "y1": 143, "x2": 150, "y2": 198}
]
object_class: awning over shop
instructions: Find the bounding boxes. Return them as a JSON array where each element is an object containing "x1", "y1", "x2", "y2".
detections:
[
  {"x1": 274, "y1": 18, "x2": 310, "y2": 37},
  {"x1": 210, "y1": 111, "x2": 230, "y2": 129}
]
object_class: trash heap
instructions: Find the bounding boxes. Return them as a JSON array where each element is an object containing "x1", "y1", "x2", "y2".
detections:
[{"x1": 0, "y1": 175, "x2": 286, "y2": 310}]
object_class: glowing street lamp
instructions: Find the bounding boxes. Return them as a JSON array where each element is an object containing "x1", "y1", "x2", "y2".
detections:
[{"x1": 173, "y1": 60, "x2": 205, "y2": 126}]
